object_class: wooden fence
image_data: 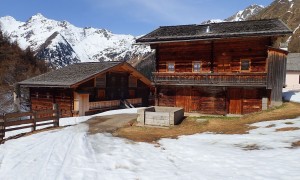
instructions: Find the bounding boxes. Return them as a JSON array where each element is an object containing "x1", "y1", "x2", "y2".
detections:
[{"x1": 0, "y1": 104, "x2": 60, "y2": 142}]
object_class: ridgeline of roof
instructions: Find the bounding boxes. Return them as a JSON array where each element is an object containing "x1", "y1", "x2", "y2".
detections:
[
  {"x1": 18, "y1": 62, "x2": 122, "y2": 88},
  {"x1": 136, "y1": 19, "x2": 292, "y2": 43},
  {"x1": 287, "y1": 53, "x2": 300, "y2": 72}
]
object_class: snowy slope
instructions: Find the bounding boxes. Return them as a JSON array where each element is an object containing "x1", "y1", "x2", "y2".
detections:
[
  {"x1": 0, "y1": 13, "x2": 151, "y2": 67},
  {"x1": 0, "y1": 108, "x2": 300, "y2": 179},
  {"x1": 225, "y1": 4, "x2": 264, "y2": 22}
]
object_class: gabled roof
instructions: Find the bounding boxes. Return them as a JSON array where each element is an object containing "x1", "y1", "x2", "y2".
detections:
[
  {"x1": 287, "y1": 53, "x2": 300, "y2": 72},
  {"x1": 136, "y1": 19, "x2": 292, "y2": 43},
  {"x1": 18, "y1": 61, "x2": 152, "y2": 88}
]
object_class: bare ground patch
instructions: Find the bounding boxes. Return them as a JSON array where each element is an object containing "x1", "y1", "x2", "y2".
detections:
[
  {"x1": 291, "y1": 141, "x2": 300, "y2": 148},
  {"x1": 266, "y1": 124, "x2": 276, "y2": 128},
  {"x1": 285, "y1": 122, "x2": 294, "y2": 125},
  {"x1": 276, "y1": 127, "x2": 300, "y2": 132},
  {"x1": 235, "y1": 144, "x2": 261, "y2": 151},
  {"x1": 115, "y1": 102, "x2": 300, "y2": 142}
]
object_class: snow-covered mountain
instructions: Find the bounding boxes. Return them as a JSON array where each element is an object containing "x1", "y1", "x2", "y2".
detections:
[
  {"x1": 250, "y1": 0, "x2": 300, "y2": 52},
  {"x1": 201, "y1": 19, "x2": 224, "y2": 25},
  {"x1": 201, "y1": 4, "x2": 264, "y2": 24},
  {"x1": 225, "y1": 4, "x2": 264, "y2": 22},
  {"x1": 0, "y1": 13, "x2": 151, "y2": 68}
]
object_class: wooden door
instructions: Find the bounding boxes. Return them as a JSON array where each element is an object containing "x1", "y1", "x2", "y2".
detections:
[
  {"x1": 176, "y1": 88, "x2": 190, "y2": 112},
  {"x1": 228, "y1": 88, "x2": 242, "y2": 114},
  {"x1": 190, "y1": 89, "x2": 201, "y2": 112}
]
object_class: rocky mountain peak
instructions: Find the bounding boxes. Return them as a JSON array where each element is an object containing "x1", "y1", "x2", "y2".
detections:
[
  {"x1": 27, "y1": 13, "x2": 47, "y2": 22},
  {"x1": 225, "y1": 4, "x2": 264, "y2": 22},
  {"x1": 0, "y1": 14, "x2": 151, "y2": 68}
]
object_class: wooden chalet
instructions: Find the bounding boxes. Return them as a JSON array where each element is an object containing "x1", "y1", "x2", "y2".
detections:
[
  {"x1": 136, "y1": 19, "x2": 292, "y2": 115},
  {"x1": 17, "y1": 62, "x2": 152, "y2": 117}
]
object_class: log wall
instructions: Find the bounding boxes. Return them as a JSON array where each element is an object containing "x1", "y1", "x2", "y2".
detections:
[
  {"x1": 158, "y1": 86, "x2": 226, "y2": 115},
  {"x1": 156, "y1": 37, "x2": 270, "y2": 73},
  {"x1": 30, "y1": 88, "x2": 73, "y2": 117},
  {"x1": 157, "y1": 86, "x2": 266, "y2": 115}
]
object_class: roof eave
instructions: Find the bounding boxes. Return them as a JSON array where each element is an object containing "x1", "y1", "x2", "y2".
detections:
[
  {"x1": 18, "y1": 84, "x2": 71, "y2": 88},
  {"x1": 135, "y1": 31, "x2": 292, "y2": 45}
]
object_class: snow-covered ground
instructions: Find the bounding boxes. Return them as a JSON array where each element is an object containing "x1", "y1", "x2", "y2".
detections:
[
  {"x1": 0, "y1": 108, "x2": 300, "y2": 180},
  {"x1": 283, "y1": 89, "x2": 300, "y2": 103}
]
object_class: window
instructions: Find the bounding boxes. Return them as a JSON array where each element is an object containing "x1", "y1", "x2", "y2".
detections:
[
  {"x1": 193, "y1": 61, "x2": 201, "y2": 72},
  {"x1": 167, "y1": 62, "x2": 175, "y2": 72},
  {"x1": 241, "y1": 59, "x2": 250, "y2": 71}
]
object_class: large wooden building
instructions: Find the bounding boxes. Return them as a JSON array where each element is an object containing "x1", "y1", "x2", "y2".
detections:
[
  {"x1": 17, "y1": 62, "x2": 152, "y2": 117},
  {"x1": 136, "y1": 19, "x2": 292, "y2": 115}
]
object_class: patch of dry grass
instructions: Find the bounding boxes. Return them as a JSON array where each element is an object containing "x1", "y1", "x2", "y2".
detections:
[{"x1": 115, "y1": 102, "x2": 300, "y2": 142}]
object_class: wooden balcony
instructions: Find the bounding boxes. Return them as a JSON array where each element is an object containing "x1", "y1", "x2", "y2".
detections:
[{"x1": 153, "y1": 72, "x2": 267, "y2": 87}]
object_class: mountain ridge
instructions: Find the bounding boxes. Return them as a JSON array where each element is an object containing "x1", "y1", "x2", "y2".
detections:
[{"x1": 0, "y1": 13, "x2": 151, "y2": 68}]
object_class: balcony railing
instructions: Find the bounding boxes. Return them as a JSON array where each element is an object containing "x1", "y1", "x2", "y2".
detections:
[
  {"x1": 89, "y1": 100, "x2": 120, "y2": 110},
  {"x1": 89, "y1": 98, "x2": 142, "y2": 110},
  {"x1": 153, "y1": 72, "x2": 267, "y2": 86},
  {"x1": 126, "y1": 98, "x2": 142, "y2": 106}
]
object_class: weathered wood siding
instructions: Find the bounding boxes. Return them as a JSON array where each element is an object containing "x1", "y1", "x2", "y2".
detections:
[
  {"x1": 75, "y1": 72, "x2": 151, "y2": 107},
  {"x1": 157, "y1": 86, "x2": 226, "y2": 115},
  {"x1": 157, "y1": 86, "x2": 265, "y2": 114},
  {"x1": 228, "y1": 88, "x2": 264, "y2": 114},
  {"x1": 30, "y1": 88, "x2": 73, "y2": 117},
  {"x1": 267, "y1": 48, "x2": 288, "y2": 105},
  {"x1": 156, "y1": 37, "x2": 269, "y2": 73},
  {"x1": 242, "y1": 88, "x2": 263, "y2": 114}
]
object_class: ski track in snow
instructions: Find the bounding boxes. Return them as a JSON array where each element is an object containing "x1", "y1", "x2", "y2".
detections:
[{"x1": 0, "y1": 108, "x2": 300, "y2": 179}]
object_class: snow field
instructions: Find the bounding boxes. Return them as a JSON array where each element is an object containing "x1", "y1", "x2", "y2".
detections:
[{"x1": 0, "y1": 108, "x2": 299, "y2": 179}]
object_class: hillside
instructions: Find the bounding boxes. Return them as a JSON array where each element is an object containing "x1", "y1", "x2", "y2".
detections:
[
  {"x1": 0, "y1": 14, "x2": 151, "y2": 68},
  {"x1": 0, "y1": 30, "x2": 48, "y2": 113},
  {"x1": 250, "y1": 0, "x2": 300, "y2": 52}
]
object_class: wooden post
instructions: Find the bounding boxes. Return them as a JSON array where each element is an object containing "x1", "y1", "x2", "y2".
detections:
[
  {"x1": 0, "y1": 114, "x2": 5, "y2": 142},
  {"x1": 155, "y1": 87, "x2": 159, "y2": 106},
  {"x1": 53, "y1": 104, "x2": 60, "y2": 127},
  {"x1": 32, "y1": 112, "x2": 36, "y2": 131}
]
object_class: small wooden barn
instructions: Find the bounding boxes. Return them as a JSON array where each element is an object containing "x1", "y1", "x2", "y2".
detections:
[
  {"x1": 17, "y1": 61, "x2": 152, "y2": 117},
  {"x1": 136, "y1": 19, "x2": 292, "y2": 115}
]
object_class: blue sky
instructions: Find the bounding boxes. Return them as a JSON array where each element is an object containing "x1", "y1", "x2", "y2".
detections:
[{"x1": 0, "y1": 0, "x2": 273, "y2": 36}]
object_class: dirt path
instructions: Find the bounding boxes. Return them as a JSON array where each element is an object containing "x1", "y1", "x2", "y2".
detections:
[{"x1": 84, "y1": 113, "x2": 137, "y2": 134}]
